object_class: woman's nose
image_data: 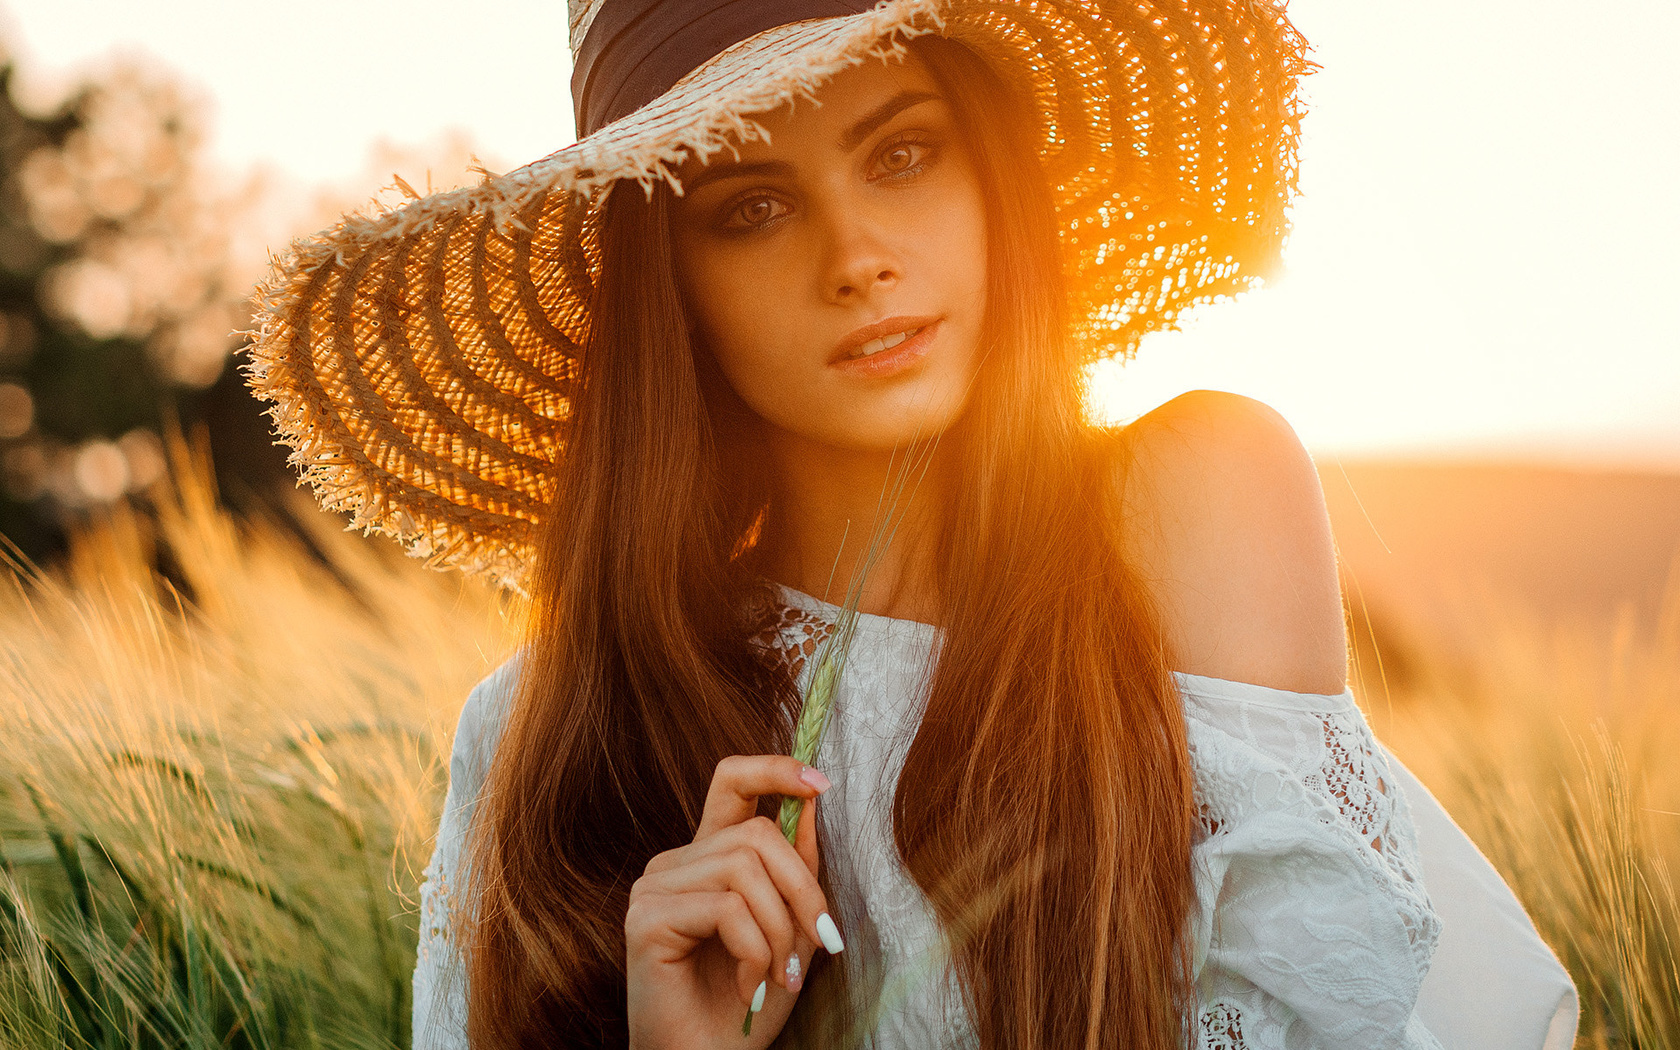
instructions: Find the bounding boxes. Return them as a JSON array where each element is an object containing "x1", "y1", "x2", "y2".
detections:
[{"x1": 821, "y1": 213, "x2": 900, "y2": 303}]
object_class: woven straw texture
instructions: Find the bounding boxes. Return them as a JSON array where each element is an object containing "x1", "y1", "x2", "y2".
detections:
[{"x1": 243, "y1": 0, "x2": 1310, "y2": 590}]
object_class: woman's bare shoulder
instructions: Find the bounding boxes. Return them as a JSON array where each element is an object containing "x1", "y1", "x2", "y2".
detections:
[{"x1": 1107, "y1": 390, "x2": 1347, "y2": 694}]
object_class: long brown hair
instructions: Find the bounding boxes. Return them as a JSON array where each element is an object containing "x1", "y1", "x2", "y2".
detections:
[{"x1": 461, "y1": 36, "x2": 1197, "y2": 1050}]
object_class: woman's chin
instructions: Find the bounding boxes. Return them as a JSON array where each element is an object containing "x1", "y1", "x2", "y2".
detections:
[{"x1": 808, "y1": 406, "x2": 969, "y2": 454}]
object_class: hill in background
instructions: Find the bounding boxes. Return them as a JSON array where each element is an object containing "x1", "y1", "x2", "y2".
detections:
[{"x1": 1321, "y1": 458, "x2": 1680, "y2": 668}]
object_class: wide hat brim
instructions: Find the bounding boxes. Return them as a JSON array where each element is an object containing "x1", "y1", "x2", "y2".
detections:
[{"x1": 243, "y1": 0, "x2": 1309, "y2": 591}]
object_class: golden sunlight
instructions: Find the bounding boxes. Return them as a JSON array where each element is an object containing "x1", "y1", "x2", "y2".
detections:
[{"x1": 6, "y1": 0, "x2": 1677, "y2": 463}]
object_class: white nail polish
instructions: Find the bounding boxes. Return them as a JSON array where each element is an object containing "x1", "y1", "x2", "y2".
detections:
[
  {"x1": 816, "y1": 912, "x2": 845, "y2": 954},
  {"x1": 751, "y1": 979, "x2": 767, "y2": 1013}
]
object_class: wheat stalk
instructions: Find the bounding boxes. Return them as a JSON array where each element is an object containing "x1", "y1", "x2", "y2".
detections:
[{"x1": 743, "y1": 435, "x2": 939, "y2": 1037}]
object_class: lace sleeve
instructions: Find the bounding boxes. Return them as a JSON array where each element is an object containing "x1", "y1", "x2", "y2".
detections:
[
  {"x1": 1178, "y1": 672, "x2": 1443, "y2": 1050},
  {"x1": 413, "y1": 658, "x2": 522, "y2": 1050}
]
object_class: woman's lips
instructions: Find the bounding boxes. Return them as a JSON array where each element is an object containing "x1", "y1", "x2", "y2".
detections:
[{"x1": 829, "y1": 319, "x2": 942, "y2": 379}]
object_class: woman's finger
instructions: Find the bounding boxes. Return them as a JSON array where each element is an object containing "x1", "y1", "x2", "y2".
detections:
[
  {"x1": 794, "y1": 792, "x2": 819, "y2": 875},
  {"x1": 637, "y1": 818, "x2": 833, "y2": 977},
  {"x1": 628, "y1": 889, "x2": 772, "y2": 1006},
  {"x1": 640, "y1": 845, "x2": 798, "y2": 985},
  {"x1": 697, "y1": 755, "x2": 831, "y2": 838},
  {"x1": 731, "y1": 816, "x2": 833, "y2": 949},
  {"x1": 641, "y1": 777, "x2": 824, "y2": 880}
]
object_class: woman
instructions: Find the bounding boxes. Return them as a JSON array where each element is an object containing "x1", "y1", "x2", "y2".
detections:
[{"x1": 245, "y1": 1, "x2": 1576, "y2": 1048}]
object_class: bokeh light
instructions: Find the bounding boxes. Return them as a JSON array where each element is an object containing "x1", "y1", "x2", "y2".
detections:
[{"x1": 0, "y1": 381, "x2": 32, "y2": 438}]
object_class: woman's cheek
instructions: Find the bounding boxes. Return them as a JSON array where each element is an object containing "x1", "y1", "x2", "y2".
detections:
[{"x1": 693, "y1": 304, "x2": 806, "y2": 422}]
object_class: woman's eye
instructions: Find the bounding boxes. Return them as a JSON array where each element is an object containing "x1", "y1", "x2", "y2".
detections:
[
  {"x1": 722, "y1": 195, "x2": 790, "y2": 231},
  {"x1": 873, "y1": 138, "x2": 934, "y2": 179}
]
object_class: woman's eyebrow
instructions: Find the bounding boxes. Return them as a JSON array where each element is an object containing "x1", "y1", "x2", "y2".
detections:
[
  {"x1": 681, "y1": 159, "x2": 795, "y2": 195},
  {"x1": 837, "y1": 90, "x2": 941, "y2": 152},
  {"x1": 679, "y1": 90, "x2": 942, "y2": 196}
]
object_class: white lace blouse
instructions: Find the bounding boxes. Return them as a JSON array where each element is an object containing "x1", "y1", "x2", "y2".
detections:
[{"x1": 412, "y1": 586, "x2": 1577, "y2": 1049}]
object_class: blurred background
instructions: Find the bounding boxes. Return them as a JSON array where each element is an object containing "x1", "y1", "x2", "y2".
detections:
[{"x1": 0, "y1": 0, "x2": 1676, "y2": 641}]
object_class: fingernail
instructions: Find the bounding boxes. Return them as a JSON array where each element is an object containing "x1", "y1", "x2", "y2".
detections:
[
  {"x1": 785, "y1": 952, "x2": 802, "y2": 991},
  {"x1": 816, "y1": 912, "x2": 845, "y2": 954},
  {"x1": 751, "y1": 979, "x2": 766, "y2": 1013},
  {"x1": 799, "y1": 766, "x2": 832, "y2": 793}
]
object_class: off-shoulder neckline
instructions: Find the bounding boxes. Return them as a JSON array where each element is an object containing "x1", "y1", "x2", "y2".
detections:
[
  {"x1": 769, "y1": 581, "x2": 942, "y2": 637},
  {"x1": 1173, "y1": 670, "x2": 1355, "y2": 711},
  {"x1": 769, "y1": 582, "x2": 1352, "y2": 711}
]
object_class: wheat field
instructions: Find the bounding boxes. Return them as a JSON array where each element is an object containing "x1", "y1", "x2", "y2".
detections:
[
  {"x1": 0, "y1": 439, "x2": 522, "y2": 1049},
  {"x1": 1352, "y1": 582, "x2": 1680, "y2": 1048},
  {"x1": 0, "y1": 440, "x2": 1674, "y2": 1049}
]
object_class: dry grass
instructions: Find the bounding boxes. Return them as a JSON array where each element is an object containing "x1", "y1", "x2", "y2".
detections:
[
  {"x1": 0, "y1": 437, "x2": 520, "y2": 1049},
  {"x1": 1354, "y1": 572, "x2": 1680, "y2": 1048},
  {"x1": 0, "y1": 440, "x2": 1673, "y2": 1048}
]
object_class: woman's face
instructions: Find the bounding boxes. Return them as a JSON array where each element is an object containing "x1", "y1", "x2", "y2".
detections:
[{"x1": 670, "y1": 53, "x2": 988, "y2": 454}]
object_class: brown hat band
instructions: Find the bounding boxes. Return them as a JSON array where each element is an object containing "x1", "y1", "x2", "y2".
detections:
[{"x1": 572, "y1": 0, "x2": 873, "y2": 138}]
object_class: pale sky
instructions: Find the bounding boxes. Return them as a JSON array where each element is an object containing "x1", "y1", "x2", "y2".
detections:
[{"x1": 6, "y1": 0, "x2": 1678, "y2": 466}]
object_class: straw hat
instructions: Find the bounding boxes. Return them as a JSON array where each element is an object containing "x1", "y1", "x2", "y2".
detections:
[{"x1": 243, "y1": 0, "x2": 1310, "y2": 590}]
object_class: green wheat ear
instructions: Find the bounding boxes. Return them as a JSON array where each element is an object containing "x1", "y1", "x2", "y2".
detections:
[
  {"x1": 777, "y1": 651, "x2": 841, "y2": 841},
  {"x1": 747, "y1": 624, "x2": 851, "y2": 1040},
  {"x1": 742, "y1": 434, "x2": 939, "y2": 1039}
]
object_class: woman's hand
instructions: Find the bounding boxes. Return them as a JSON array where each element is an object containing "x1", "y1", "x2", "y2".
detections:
[{"x1": 626, "y1": 756, "x2": 842, "y2": 1050}]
